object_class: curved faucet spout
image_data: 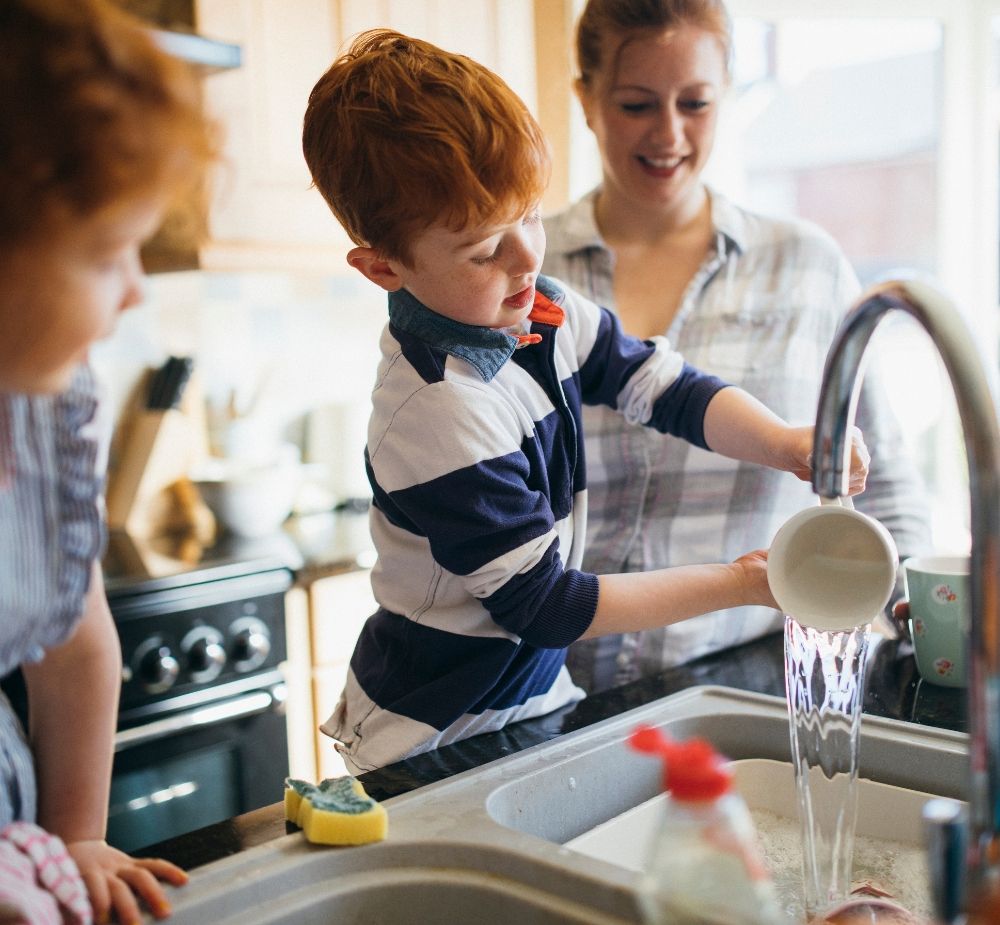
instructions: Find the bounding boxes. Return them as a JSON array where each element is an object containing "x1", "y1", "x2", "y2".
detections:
[{"x1": 812, "y1": 277, "x2": 1000, "y2": 916}]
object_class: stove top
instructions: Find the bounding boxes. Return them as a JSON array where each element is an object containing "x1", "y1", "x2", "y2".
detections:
[{"x1": 102, "y1": 528, "x2": 304, "y2": 599}]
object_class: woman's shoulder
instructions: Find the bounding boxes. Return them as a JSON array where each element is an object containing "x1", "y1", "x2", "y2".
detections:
[{"x1": 713, "y1": 190, "x2": 846, "y2": 260}]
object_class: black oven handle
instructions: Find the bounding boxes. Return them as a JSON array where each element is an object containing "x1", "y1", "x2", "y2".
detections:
[{"x1": 114, "y1": 683, "x2": 286, "y2": 752}]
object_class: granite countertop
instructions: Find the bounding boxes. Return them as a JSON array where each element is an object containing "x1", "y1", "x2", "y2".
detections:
[{"x1": 143, "y1": 628, "x2": 966, "y2": 873}]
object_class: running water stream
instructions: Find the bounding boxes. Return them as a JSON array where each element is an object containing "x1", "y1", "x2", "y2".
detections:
[{"x1": 784, "y1": 615, "x2": 871, "y2": 920}]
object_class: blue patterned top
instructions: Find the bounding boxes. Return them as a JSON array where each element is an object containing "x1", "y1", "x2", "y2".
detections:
[{"x1": 0, "y1": 364, "x2": 106, "y2": 824}]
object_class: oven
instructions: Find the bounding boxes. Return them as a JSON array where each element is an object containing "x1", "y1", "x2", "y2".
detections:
[{"x1": 106, "y1": 565, "x2": 292, "y2": 853}]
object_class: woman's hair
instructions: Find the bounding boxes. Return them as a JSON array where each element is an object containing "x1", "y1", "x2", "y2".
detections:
[
  {"x1": 0, "y1": 0, "x2": 216, "y2": 244},
  {"x1": 576, "y1": 0, "x2": 733, "y2": 88},
  {"x1": 302, "y1": 29, "x2": 551, "y2": 266}
]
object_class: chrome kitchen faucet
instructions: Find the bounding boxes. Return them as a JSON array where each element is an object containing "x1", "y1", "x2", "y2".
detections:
[{"x1": 811, "y1": 277, "x2": 1000, "y2": 922}]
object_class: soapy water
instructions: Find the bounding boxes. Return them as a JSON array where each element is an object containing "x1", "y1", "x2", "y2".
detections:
[
  {"x1": 784, "y1": 615, "x2": 870, "y2": 918},
  {"x1": 753, "y1": 806, "x2": 931, "y2": 921}
]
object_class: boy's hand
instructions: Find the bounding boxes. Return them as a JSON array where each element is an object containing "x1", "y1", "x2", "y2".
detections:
[
  {"x1": 781, "y1": 424, "x2": 870, "y2": 495},
  {"x1": 731, "y1": 549, "x2": 778, "y2": 609},
  {"x1": 67, "y1": 840, "x2": 188, "y2": 924}
]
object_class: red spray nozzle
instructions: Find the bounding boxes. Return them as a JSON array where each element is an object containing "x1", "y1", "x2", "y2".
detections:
[{"x1": 628, "y1": 724, "x2": 733, "y2": 801}]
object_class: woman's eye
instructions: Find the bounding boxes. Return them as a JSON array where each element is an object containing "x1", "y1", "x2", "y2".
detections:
[
  {"x1": 681, "y1": 99, "x2": 711, "y2": 112},
  {"x1": 620, "y1": 101, "x2": 654, "y2": 115}
]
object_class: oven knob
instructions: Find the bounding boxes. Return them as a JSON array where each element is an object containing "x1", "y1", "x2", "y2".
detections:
[
  {"x1": 182, "y1": 627, "x2": 226, "y2": 683},
  {"x1": 135, "y1": 639, "x2": 180, "y2": 695},
  {"x1": 229, "y1": 617, "x2": 271, "y2": 673}
]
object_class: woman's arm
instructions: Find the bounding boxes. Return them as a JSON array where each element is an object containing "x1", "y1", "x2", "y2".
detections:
[{"x1": 23, "y1": 563, "x2": 188, "y2": 923}]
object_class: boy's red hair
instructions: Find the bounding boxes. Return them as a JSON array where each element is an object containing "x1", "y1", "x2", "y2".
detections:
[{"x1": 303, "y1": 29, "x2": 551, "y2": 265}]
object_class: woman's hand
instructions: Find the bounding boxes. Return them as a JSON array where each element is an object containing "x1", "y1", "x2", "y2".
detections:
[
  {"x1": 782, "y1": 424, "x2": 869, "y2": 495},
  {"x1": 66, "y1": 840, "x2": 188, "y2": 924}
]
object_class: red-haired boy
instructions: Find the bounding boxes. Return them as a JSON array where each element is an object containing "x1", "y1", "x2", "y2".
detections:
[{"x1": 302, "y1": 30, "x2": 868, "y2": 772}]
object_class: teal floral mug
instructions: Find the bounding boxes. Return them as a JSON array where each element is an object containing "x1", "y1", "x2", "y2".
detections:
[{"x1": 903, "y1": 555, "x2": 969, "y2": 688}]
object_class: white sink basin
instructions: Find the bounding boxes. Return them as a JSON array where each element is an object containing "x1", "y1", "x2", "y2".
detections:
[
  {"x1": 566, "y1": 759, "x2": 938, "y2": 918},
  {"x1": 163, "y1": 687, "x2": 967, "y2": 924}
]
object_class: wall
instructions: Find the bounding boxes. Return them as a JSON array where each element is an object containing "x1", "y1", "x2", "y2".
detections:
[{"x1": 91, "y1": 269, "x2": 386, "y2": 503}]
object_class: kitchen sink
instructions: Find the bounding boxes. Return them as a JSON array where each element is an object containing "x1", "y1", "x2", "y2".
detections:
[{"x1": 163, "y1": 686, "x2": 967, "y2": 924}]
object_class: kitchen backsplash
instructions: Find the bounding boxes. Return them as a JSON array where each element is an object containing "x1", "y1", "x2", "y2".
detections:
[{"x1": 91, "y1": 269, "x2": 387, "y2": 503}]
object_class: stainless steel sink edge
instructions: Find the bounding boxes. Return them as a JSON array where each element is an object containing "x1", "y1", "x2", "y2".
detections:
[
  {"x1": 165, "y1": 834, "x2": 643, "y2": 924},
  {"x1": 162, "y1": 685, "x2": 967, "y2": 923}
]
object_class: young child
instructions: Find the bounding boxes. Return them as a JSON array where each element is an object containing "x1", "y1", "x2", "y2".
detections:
[
  {"x1": 0, "y1": 1, "x2": 214, "y2": 921},
  {"x1": 301, "y1": 29, "x2": 868, "y2": 774}
]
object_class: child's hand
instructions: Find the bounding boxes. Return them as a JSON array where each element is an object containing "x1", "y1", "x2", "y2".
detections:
[
  {"x1": 781, "y1": 424, "x2": 870, "y2": 495},
  {"x1": 731, "y1": 549, "x2": 778, "y2": 609},
  {"x1": 66, "y1": 840, "x2": 188, "y2": 924}
]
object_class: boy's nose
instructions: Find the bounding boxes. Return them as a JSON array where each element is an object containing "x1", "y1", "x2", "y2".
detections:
[{"x1": 507, "y1": 233, "x2": 542, "y2": 277}]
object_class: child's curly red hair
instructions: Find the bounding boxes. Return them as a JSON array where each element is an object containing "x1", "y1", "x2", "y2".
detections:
[
  {"x1": 303, "y1": 29, "x2": 551, "y2": 266},
  {"x1": 0, "y1": 0, "x2": 217, "y2": 244}
]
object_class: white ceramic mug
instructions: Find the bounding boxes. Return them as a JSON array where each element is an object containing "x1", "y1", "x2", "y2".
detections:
[{"x1": 767, "y1": 498, "x2": 899, "y2": 632}]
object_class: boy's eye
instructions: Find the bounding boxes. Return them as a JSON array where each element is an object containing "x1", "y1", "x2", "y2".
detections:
[{"x1": 471, "y1": 247, "x2": 500, "y2": 266}]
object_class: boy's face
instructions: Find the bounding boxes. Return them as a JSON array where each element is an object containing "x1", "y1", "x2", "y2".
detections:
[
  {"x1": 389, "y1": 209, "x2": 545, "y2": 328},
  {"x1": 0, "y1": 196, "x2": 162, "y2": 394}
]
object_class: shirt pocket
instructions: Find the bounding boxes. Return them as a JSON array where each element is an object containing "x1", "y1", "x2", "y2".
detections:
[{"x1": 698, "y1": 292, "x2": 828, "y2": 383}]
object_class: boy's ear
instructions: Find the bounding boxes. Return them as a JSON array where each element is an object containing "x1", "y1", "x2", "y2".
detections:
[{"x1": 346, "y1": 247, "x2": 403, "y2": 292}]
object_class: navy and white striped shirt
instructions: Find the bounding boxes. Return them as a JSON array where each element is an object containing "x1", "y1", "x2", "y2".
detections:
[
  {"x1": 322, "y1": 276, "x2": 728, "y2": 772},
  {"x1": 0, "y1": 365, "x2": 105, "y2": 824}
]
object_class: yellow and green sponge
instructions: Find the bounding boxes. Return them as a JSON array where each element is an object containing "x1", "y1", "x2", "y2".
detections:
[{"x1": 284, "y1": 776, "x2": 387, "y2": 845}]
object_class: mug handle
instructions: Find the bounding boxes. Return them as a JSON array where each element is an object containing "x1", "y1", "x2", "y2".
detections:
[{"x1": 820, "y1": 495, "x2": 856, "y2": 511}]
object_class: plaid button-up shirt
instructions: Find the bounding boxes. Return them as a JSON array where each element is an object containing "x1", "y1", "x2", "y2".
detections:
[{"x1": 542, "y1": 187, "x2": 931, "y2": 691}]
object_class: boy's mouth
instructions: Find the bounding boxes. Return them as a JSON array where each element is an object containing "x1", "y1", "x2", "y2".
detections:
[{"x1": 503, "y1": 285, "x2": 534, "y2": 309}]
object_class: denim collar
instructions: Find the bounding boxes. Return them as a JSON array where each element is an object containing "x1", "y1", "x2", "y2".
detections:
[{"x1": 387, "y1": 279, "x2": 564, "y2": 382}]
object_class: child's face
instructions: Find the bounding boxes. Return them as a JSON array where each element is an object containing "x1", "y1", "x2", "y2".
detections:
[
  {"x1": 0, "y1": 195, "x2": 162, "y2": 394},
  {"x1": 392, "y1": 208, "x2": 545, "y2": 328}
]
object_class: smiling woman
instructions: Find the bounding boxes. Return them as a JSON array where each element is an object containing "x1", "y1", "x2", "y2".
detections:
[{"x1": 542, "y1": 0, "x2": 932, "y2": 693}]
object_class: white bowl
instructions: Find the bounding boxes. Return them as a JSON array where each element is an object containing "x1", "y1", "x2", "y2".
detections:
[{"x1": 195, "y1": 462, "x2": 302, "y2": 538}]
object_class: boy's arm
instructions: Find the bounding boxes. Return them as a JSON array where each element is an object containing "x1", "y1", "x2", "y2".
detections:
[
  {"x1": 563, "y1": 286, "x2": 868, "y2": 490},
  {"x1": 702, "y1": 386, "x2": 870, "y2": 494},
  {"x1": 582, "y1": 549, "x2": 772, "y2": 639}
]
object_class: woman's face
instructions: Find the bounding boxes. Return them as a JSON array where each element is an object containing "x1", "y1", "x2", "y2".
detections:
[
  {"x1": 0, "y1": 197, "x2": 161, "y2": 394},
  {"x1": 579, "y1": 23, "x2": 729, "y2": 217}
]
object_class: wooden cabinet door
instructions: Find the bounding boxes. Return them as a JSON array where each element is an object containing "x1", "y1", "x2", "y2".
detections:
[
  {"x1": 194, "y1": 0, "x2": 569, "y2": 269},
  {"x1": 339, "y1": 0, "x2": 537, "y2": 111},
  {"x1": 196, "y1": 0, "x2": 352, "y2": 270}
]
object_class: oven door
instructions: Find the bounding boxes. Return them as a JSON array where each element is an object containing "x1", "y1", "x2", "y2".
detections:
[{"x1": 108, "y1": 676, "x2": 288, "y2": 854}]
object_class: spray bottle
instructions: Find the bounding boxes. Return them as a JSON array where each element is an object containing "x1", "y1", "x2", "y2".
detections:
[{"x1": 629, "y1": 724, "x2": 787, "y2": 925}]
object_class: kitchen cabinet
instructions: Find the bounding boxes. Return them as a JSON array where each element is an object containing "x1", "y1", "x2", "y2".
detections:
[
  {"x1": 185, "y1": 0, "x2": 573, "y2": 272},
  {"x1": 284, "y1": 565, "x2": 376, "y2": 779}
]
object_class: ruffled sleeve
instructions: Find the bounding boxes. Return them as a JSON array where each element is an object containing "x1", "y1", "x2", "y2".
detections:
[
  {"x1": 0, "y1": 364, "x2": 107, "y2": 676},
  {"x1": 51, "y1": 364, "x2": 106, "y2": 631}
]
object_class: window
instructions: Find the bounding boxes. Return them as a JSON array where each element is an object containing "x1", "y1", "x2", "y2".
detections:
[{"x1": 568, "y1": 1, "x2": 1000, "y2": 552}]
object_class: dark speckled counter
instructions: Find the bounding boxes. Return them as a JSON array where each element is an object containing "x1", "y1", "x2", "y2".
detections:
[{"x1": 141, "y1": 628, "x2": 965, "y2": 873}]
